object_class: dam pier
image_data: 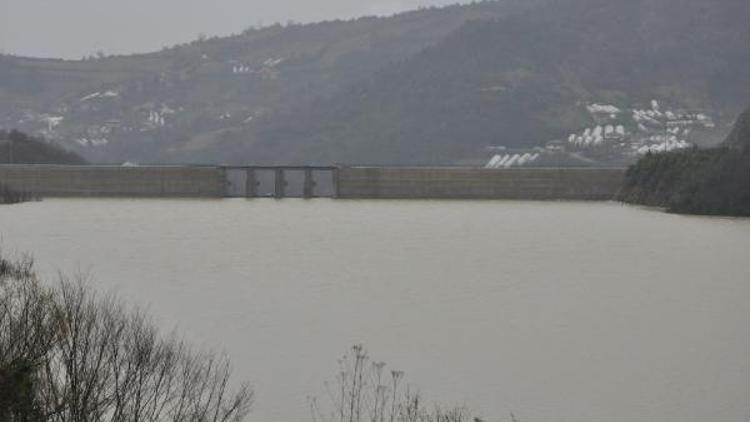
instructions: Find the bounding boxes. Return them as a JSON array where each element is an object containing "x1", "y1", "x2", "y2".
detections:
[
  {"x1": 0, "y1": 165, "x2": 625, "y2": 200},
  {"x1": 224, "y1": 166, "x2": 337, "y2": 198}
]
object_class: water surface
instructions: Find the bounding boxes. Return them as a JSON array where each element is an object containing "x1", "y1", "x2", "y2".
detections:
[{"x1": 1, "y1": 199, "x2": 749, "y2": 422}]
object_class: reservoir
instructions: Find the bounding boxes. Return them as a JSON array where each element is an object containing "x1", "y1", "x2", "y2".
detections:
[{"x1": 1, "y1": 199, "x2": 749, "y2": 422}]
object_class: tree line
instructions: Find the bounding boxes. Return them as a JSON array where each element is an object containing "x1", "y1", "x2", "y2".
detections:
[
  {"x1": 617, "y1": 109, "x2": 750, "y2": 216},
  {"x1": 0, "y1": 130, "x2": 86, "y2": 165}
]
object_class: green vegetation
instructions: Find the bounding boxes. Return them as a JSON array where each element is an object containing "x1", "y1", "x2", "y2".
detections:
[
  {"x1": 618, "y1": 109, "x2": 750, "y2": 216},
  {"x1": 0, "y1": 130, "x2": 86, "y2": 164}
]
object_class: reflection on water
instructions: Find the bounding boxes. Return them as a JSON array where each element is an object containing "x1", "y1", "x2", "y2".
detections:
[{"x1": 1, "y1": 199, "x2": 749, "y2": 422}]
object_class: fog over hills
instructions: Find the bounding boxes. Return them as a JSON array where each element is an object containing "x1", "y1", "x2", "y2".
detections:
[{"x1": 2, "y1": 0, "x2": 749, "y2": 166}]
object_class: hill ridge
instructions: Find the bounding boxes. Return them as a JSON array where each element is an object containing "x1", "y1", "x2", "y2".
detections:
[{"x1": 2, "y1": 0, "x2": 749, "y2": 166}]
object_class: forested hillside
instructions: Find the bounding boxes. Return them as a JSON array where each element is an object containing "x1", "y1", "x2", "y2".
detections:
[
  {"x1": 2, "y1": 0, "x2": 749, "y2": 166},
  {"x1": 214, "y1": 0, "x2": 750, "y2": 165},
  {"x1": 618, "y1": 108, "x2": 750, "y2": 216},
  {"x1": 0, "y1": 0, "x2": 546, "y2": 164}
]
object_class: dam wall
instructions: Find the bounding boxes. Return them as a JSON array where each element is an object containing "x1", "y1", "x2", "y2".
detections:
[
  {"x1": 0, "y1": 165, "x2": 627, "y2": 200},
  {"x1": 0, "y1": 165, "x2": 225, "y2": 197},
  {"x1": 336, "y1": 167, "x2": 626, "y2": 200}
]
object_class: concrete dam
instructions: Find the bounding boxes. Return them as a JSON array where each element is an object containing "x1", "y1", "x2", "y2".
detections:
[
  {"x1": 336, "y1": 167, "x2": 625, "y2": 200},
  {"x1": 0, "y1": 165, "x2": 626, "y2": 200}
]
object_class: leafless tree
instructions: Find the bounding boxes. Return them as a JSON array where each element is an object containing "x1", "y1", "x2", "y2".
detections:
[
  {"x1": 0, "y1": 253, "x2": 253, "y2": 422},
  {"x1": 1, "y1": 253, "x2": 57, "y2": 421}
]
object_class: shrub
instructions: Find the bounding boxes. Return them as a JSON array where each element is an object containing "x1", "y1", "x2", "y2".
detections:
[
  {"x1": 0, "y1": 183, "x2": 33, "y2": 204},
  {"x1": 0, "y1": 253, "x2": 253, "y2": 422}
]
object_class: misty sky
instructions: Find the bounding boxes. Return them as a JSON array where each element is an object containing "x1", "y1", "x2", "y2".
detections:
[{"x1": 1, "y1": 0, "x2": 470, "y2": 59}]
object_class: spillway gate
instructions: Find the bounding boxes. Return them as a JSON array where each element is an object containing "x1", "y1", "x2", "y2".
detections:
[{"x1": 224, "y1": 166, "x2": 337, "y2": 198}]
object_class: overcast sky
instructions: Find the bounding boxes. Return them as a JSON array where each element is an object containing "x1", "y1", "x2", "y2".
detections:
[{"x1": 1, "y1": 0, "x2": 470, "y2": 59}]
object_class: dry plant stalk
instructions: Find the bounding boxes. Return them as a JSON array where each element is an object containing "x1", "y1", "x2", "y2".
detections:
[{"x1": 310, "y1": 345, "x2": 470, "y2": 422}]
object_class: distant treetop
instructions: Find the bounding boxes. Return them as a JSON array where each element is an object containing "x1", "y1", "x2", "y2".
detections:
[{"x1": 0, "y1": 130, "x2": 87, "y2": 165}]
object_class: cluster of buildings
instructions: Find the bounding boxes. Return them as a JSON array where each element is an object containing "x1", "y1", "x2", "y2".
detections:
[
  {"x1": 232, "y1": 65, "x2": 254, "y2": 74},
  {"x1": 230, "y1": 57, "x2": 285, "y2": 80},
  {"x1": 567, "y1": 124, "x2": 627, "y2": 146},
  {"x1": 80, "y1": 90, "x2": 120, "y2": 102},
  {"x1": 632, "y1": 100, "x2": 714, "y2": 128},
  {"x1": 484, "y1": 99, "x2": 719, "y2": 168},
  {"x1": 485, "y1": 152, "x2": 540, "y2": 169},
  {"x1": 587, "y1": 103, "x2": 622, "y2": 120},
  {"x1": 75, "y1": 138, "x2": 109, "y2": 147},
  {"x1": 1, "y1": 53, "x2": 293, "y2": 155},
  {"x1": 635, "y1": 136, "x2": 691, "y2": 155},
  {"x1": 567, "y1": 100, "x2": 716, "y2": 156},
  {"x1": 147, "y1": 111, "x2": 167, "y2": 127},
  {"x1": 11, "y1": 91, "x2": 185, "y2": 150}
]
